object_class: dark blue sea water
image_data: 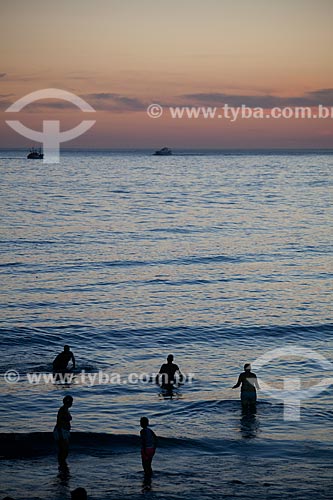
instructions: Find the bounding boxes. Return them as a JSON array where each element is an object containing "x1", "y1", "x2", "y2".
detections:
[{"x1": 0, "y1": 150, "x2": 332, "y2": 499}]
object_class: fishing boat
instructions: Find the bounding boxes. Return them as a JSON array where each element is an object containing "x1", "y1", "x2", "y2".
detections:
[
  {"x1": 27, "y1": 147, "x2": 44, "y2": 159},
  {"x1": 153, "y1": 147, "x2": 172, "y2": 156}
]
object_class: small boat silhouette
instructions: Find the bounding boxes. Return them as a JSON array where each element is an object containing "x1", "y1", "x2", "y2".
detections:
[
  {"x1": 153, "y1": 147, "x2": 172, "y2": 156},
  {"x1": 27, "y1": 147, "x2": 44, "y2": 159}
]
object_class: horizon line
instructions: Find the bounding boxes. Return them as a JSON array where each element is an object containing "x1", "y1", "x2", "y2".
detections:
[{"x1": 1, "y1": 147, "x2": 333, "y2": 152}]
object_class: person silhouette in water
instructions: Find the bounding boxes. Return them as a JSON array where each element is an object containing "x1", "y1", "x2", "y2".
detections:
[
  {"x1": 53, "y1": 345, "x2": 76, "y2": 373},
  {"x1": 156, "y1": 354, "x2": 183, "y2": 390},
  {"x1": 140, "y1": 417, "x2": 157, "y2": 479},
  {"x1": 232, "y1": 363, "x2": 260, "y2": 413},
  {"x1": 53, "y1": 395, "x2": 73, "y2": 468},
  {"x1": 71, "y1": 488, "x2": 87, "y2": 500}
]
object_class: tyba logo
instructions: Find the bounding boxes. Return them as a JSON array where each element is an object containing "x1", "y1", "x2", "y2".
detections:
[
  {"x1": 5, "y1": 88, "x2": 96, "y2": 163},
  {"x1": 253, "y1": 347, "x2": 333, "y2": 421}
]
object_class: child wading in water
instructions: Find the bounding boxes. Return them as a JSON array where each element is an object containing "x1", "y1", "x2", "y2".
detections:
[{"x1": 140, "y1": 417, "x2": 157, "y2": 478}]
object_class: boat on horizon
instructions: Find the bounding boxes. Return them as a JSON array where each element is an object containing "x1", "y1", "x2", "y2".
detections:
[
  {"x1": 27, "y1": 147, "x2": 44, "y2": 159},
  {"x1": 153, "y1": 147, "x2": 172, "y2": 156}
]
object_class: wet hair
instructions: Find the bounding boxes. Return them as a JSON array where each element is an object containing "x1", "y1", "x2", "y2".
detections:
[
  {"x1": 167, "y1": 354, "x2": 174, "y2": 362},
  {"x1": 71, "y1": 488, "x2": 87, "y2": 500},
  {"x1": 244, "y1": 363, "x2": 251, "y2": 371},
  {"x1": 63, "y1": 395, "x2": 73, "y2": 405},
  {"x1": 64, "y1": 345, "x2": 70, "y2": 351},
  {"x1": 140, "y1": 416, "x2": 149, "y2": 428}
]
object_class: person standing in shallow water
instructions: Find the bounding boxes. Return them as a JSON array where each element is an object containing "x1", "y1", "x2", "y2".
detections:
[
  {"x1": 53, "y1": 345, "x2": 76, "y2": 373},
  {"x1": 140, "y1": 417, "x2": 157, "y2": 478},
  {"x1": 156, "y1": 354, "x2": 183, "y2": 390},
  {"x1": 232, "y1": 363, "x2": 260, "y2": 413},
  {"x1": 53, "y1": 395, "x2": 73, "y2": 467}
]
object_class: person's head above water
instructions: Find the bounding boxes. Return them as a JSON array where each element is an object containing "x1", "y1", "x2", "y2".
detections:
[
  {"x1": 244, "y1": 363, "x2": 251, "y2": 372},
  {"x1": 140, "y1": 416, "x2": 149, "y2": 428},
  {"x1": 167, "y1": 354, "x2": 174, "y2": 363},
  {"x1": 64, "y1": 345, "x2": 70, "y2": 352},
  {"x1": 63, "y1": 395, "x2": 73, "y2": 407},
  {"x1": 71, "y1": 488, "x2": 87, "y2": 500}
]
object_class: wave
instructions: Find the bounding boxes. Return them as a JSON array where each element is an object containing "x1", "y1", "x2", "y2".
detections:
[
  {"x1": 1, "y1": 431, "x2": 332, "y2": 460},
  {"x1": 0, "y1": 253, "x2": 240, "y2": 276},
  {"x1": 0, "y1": 323, "x2": 331, "y2": 348},
  {"x1": 0, "y1": 432, "x2": 206, "y2": 459}
]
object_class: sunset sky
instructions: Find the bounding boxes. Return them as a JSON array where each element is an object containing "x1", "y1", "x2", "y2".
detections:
[{"x1": 1, "y1": 0, "x2": 332, "y2": 148}]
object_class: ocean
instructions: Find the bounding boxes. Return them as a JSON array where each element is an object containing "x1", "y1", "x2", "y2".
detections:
[{"x1": 0, "y1": 150, "x2": 332, "y2": 499}]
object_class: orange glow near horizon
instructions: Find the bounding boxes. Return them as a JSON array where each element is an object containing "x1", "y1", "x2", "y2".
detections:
[{"x1": 0, "y1": 0, "x2": 332, "y2": 148}]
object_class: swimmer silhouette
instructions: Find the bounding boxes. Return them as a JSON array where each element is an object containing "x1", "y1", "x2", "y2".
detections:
[
  {"x1": 71, "y1": 488, "x2": 87, "y2": 500},
  {"x1": 53, "y1": 395, "x2": 73, "y2": 468},
  {"x1": 53, "y1": 345, "x2": 76, "y2": 373},
  {"x1": 156, "y1": 354, "x2": 183, "y2": 390},
  {"x1": 140, "y1": 416, "x2": 157, "y2": 481},
  {"x1": 232, "y1": 363, "x2": 260, "y2": 413}
]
